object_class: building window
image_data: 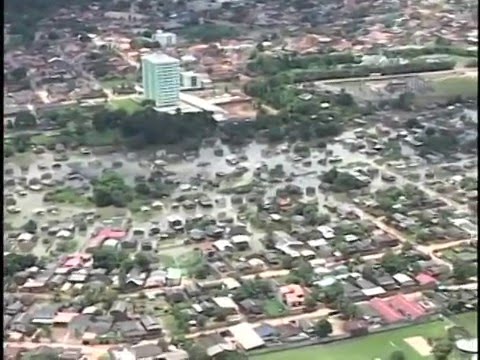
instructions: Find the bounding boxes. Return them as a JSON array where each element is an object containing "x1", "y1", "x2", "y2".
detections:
[{"x1": 191, "y1": 76, "x2": 198, "y2": 87}]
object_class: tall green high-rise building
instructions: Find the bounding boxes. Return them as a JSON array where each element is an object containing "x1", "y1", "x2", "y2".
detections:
[{"x1": 141, "y1": 53, "x2": 180, "y2": 107}]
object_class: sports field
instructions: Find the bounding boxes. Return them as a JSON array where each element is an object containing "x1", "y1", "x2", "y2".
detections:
[{"x1": 252, "y1": 321, "x2": 449, "y2": 360}]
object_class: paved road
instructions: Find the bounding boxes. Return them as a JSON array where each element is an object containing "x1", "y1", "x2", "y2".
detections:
[{"x1": 184, "y1": 306, "x2": 336, "y2": 339}]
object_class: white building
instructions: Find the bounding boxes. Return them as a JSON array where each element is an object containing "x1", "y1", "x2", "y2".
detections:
[
  {"x1": 153, "y1": 29, "x2": 177, "y2": 48},
  {"x1": 180, "y1": 71, "x2": 211, "y2": 90}
]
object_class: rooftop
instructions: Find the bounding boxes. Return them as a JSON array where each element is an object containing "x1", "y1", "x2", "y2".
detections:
[{"x1": 142, "y1": 52, "x2": 180, "y2": 65}]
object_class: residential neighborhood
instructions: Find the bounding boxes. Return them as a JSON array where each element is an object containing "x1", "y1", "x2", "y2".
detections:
[{"x1": 4, "y1": 0, "x2": 478, "y2": 359}]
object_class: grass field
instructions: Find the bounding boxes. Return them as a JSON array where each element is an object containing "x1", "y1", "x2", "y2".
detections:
[
  {"x1": 109, "y1": 98, "x2": 143, "y2": 113},
  {"x1": 252, "y1": 321, "x2": 449, "y2": 360},
  {"x1": 431, "y1": 75, "x2": 478, "y2": 98},
  {"x1": 263, "y1": 299, "x2": 288, "y2": 317},
  {"x1": 451, "y1": 311, "x2": 478, "y2": 337}
]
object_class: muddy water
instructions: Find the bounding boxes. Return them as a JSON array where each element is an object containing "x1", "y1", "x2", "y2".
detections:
[
  {"x1": 2, "y1": 127, "x2": 423, "y2": 223},
  {"x1": 5, "y1": 114, "x2": 477, "y2": 256}
]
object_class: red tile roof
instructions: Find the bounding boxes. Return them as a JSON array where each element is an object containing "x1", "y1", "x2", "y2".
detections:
[
  {"x1": 88, "y1": 228, "x2": 127, "y2": 248},
  {"x1": 415, "y1": 272, "x2": 438, "y2": 285},
  {"x1": 388, "y1": 294, "x2": 425, "y2": 319},
  {"x1": 369, "y1": 297, "x2": 404, "y2": 323}
]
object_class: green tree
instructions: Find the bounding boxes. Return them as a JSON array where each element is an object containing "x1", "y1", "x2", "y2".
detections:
[
  {"x1": 10, "y1": 67, "x2": 27, "y2": 80},
  {"x1": 185, "y1": 343, "x2": 209, "y2": 360},
  {"x1": 5, "y1": 253, "x2": 38, "y2": 277},
  {"x1": 92, "y1": 248, "x2": 128, "y2": 272},
  {"x1": 389, "y1": 350, "x2": 406, "y2": 360},
  {"x1": 336, "y1": 88, "x2": 355, "y2": 107},
  {"x1": 452, "y1": 260, "x2": 476, "y2": 282},
  {"x1": 323, "y1": 283, "x2": 344, "y2": 303},
  {"x1": 380, "y1": 250, "x2": 408, "y2": 274},
  {"x1": 313, "y1": 318, "x2": 333, "y2": 338},
  {"x1": 196, "y1": 314, "x2": 208, "y2": 329},
  {"x1": 432, "y1": 338, "x2": 453, "y2": 360},
  {"x1": 304, "y1": 294, "x2": 317, "y2": 311},
  {"x1": 23, "y1": 219, "x2": 38, "y2": 234},
  {"x1": 134, "y1": 252, "x2": 150, "y2": 271},
  {"x1": 15, "y1": 111, "x2": 37, "y2": 129},
  {"x1": 92, "y1": 171, "x2": 134, "y2": 207}
]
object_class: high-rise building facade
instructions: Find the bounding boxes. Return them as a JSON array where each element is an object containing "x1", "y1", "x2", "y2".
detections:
[{"x1": 141, "y1": 53, "x2": 180, "y2": 107}]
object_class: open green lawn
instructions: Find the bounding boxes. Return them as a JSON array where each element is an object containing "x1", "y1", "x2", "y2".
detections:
[
  {"x1": 156, "y1": 251, "x2": 203, "y2": 275},
  {"x1": 109, "y1": 98, "x2": 143, "y2": 113},
  {"x1": 451, "y1": 311, "x2": 477, "y2": 337},
  {"x1": 431, "y1": 76, "x2": 478, "y2": 98},
  {"x1": 252, "y1": 321, "x2": 449, "y2": 360},
  {"x1": 263, "y1": 299, "x2": 288, "y2": 317}
]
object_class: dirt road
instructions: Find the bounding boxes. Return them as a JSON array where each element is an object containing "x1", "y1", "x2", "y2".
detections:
[{"x1": 185, "y1": 307, "x2": 336, "y2": 339}]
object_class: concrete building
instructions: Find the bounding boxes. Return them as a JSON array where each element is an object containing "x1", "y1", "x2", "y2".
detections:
[
  {"x1": 142, "y1": 53, "x2": 180, "y2": 107},
  {"x1": 153, "y1": 30, "x2": 177, "y2": 48},
  {"x1": 180, "y1": 71, "x2": 211, "y2": 90}
]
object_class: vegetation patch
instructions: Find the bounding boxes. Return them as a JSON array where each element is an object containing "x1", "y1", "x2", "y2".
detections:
[
  {"x1": 263, "y1": 299, "x2": 288, "y2": 317},
  {"x1": 252, "y1": 321, "x2": 449, "y2": 360},
  {"x1": 431, "y1": 76, "x2": 478, "y2": 98},
  {"x1": 109, "y1": 98, "x2": 143, "y2": 113},
  {"x1": 44, "y1": 187, "x2": 91, "y2": 207},
  {"x1": 451, "y1": 312, "x2": 477, "y2": 337}
]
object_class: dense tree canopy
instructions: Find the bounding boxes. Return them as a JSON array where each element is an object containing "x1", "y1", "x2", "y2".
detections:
[
  {"x1": 313, "y1": 318, "x2": 333, "y2": 338},
  {"x1": 5, "y1": 253, "x2": 39, "y2": 277},
  {"x1": 92, "y1": 107, "x2": 216, "y2": 149},
  {"x1": 92, "y1": 171, "x2": 134, "y2": 207}
]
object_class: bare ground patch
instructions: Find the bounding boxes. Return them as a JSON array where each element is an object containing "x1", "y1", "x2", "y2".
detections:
[{"x1": 404, "y1": 336, "x2": 433, "y2": 357}]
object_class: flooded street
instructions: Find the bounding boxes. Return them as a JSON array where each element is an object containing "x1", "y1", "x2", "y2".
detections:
[{"x1": 4, "y1": 110, "x2": 477, "y2": 257}]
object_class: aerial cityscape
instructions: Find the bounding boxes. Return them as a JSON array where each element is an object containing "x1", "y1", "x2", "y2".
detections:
[{"x1": 3, "y1": 0, "x2": 478, "y2": 359}]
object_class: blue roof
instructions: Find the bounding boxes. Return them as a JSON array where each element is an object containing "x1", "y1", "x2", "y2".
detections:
[{"x1": 255, "y1": 323, "x2": 279, "y2": 339}]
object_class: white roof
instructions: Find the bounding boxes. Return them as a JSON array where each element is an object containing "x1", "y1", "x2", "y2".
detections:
[
  {"x1": 223, "y1": 277, "x2": 241, "y2": 290},
  {"x1": 270, "y1": 214, "x2": 282, "y2": 221},
  {"x1": 103, "y1": 238, "x2": 119, "y2": 247},
  {"x1": 229, "y1": 323, "x2": 265, "y2": 350},
  {"x1": 300, "y1": 249, "x2": 316, "y2": 257},
  {"x1": 247, "y1": 258, "x2": 265, "y2": 267},
  {"x1": 110, "y1": 348, "x2": 136, "y2": 360},
  {"x1": 315, "y1": 276, "x2": 337, "y2": 288},
  {"x1": 179, "y1": 92, "x2": 228, "y2": 115},
  {"x1": 231, "y1": 235, "x2": 250, "y2": 244},
  {"x1": 393, "y1": 273, "x2": 413, "y2": 284},
  {"x1": 313, "y1": 266, "x2": 330, "y2": 275},
  {"x1": 142, "y1": 52, "x2": 179, "y2": 65},
  {"x1": 214, "y1": 239, "x2": 233, "y2": 251},
  {"x1": 192, "y1": 304, "x2": 203, "y2": 313},
  {"x1": 456, "y1": 338, "x2": 478, "y2": 353},
  {"x1": 18, "y1": 232, "x2": 34, "y2": 242},
  {"x1": 361, "y1": 287, "x2": 386, "y2": 297},
  {"x1": 167, "y1": 215, "x2": 183, "y2": 223},
  {"x1": 212, "y1": 296, "x2": 238, "y2": 309},
  {"x1": 82, "y1": 306, "x2": 98, "y2": 314},
  {"x1": 310, "y1": 258, "x2": 327, "y2": 267},
  {"x1": 308, "y1": 239, "x2": 327, "y2": 247},
  {"x1": 344, "y1": 234, "x2": 359, "y2": 242},
  {"x1": 317, "y1": 225, "x2": 334, "y2": 233},
  {"x1": 167, "y1": 268, "x2": 182, "y2": 280}
]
